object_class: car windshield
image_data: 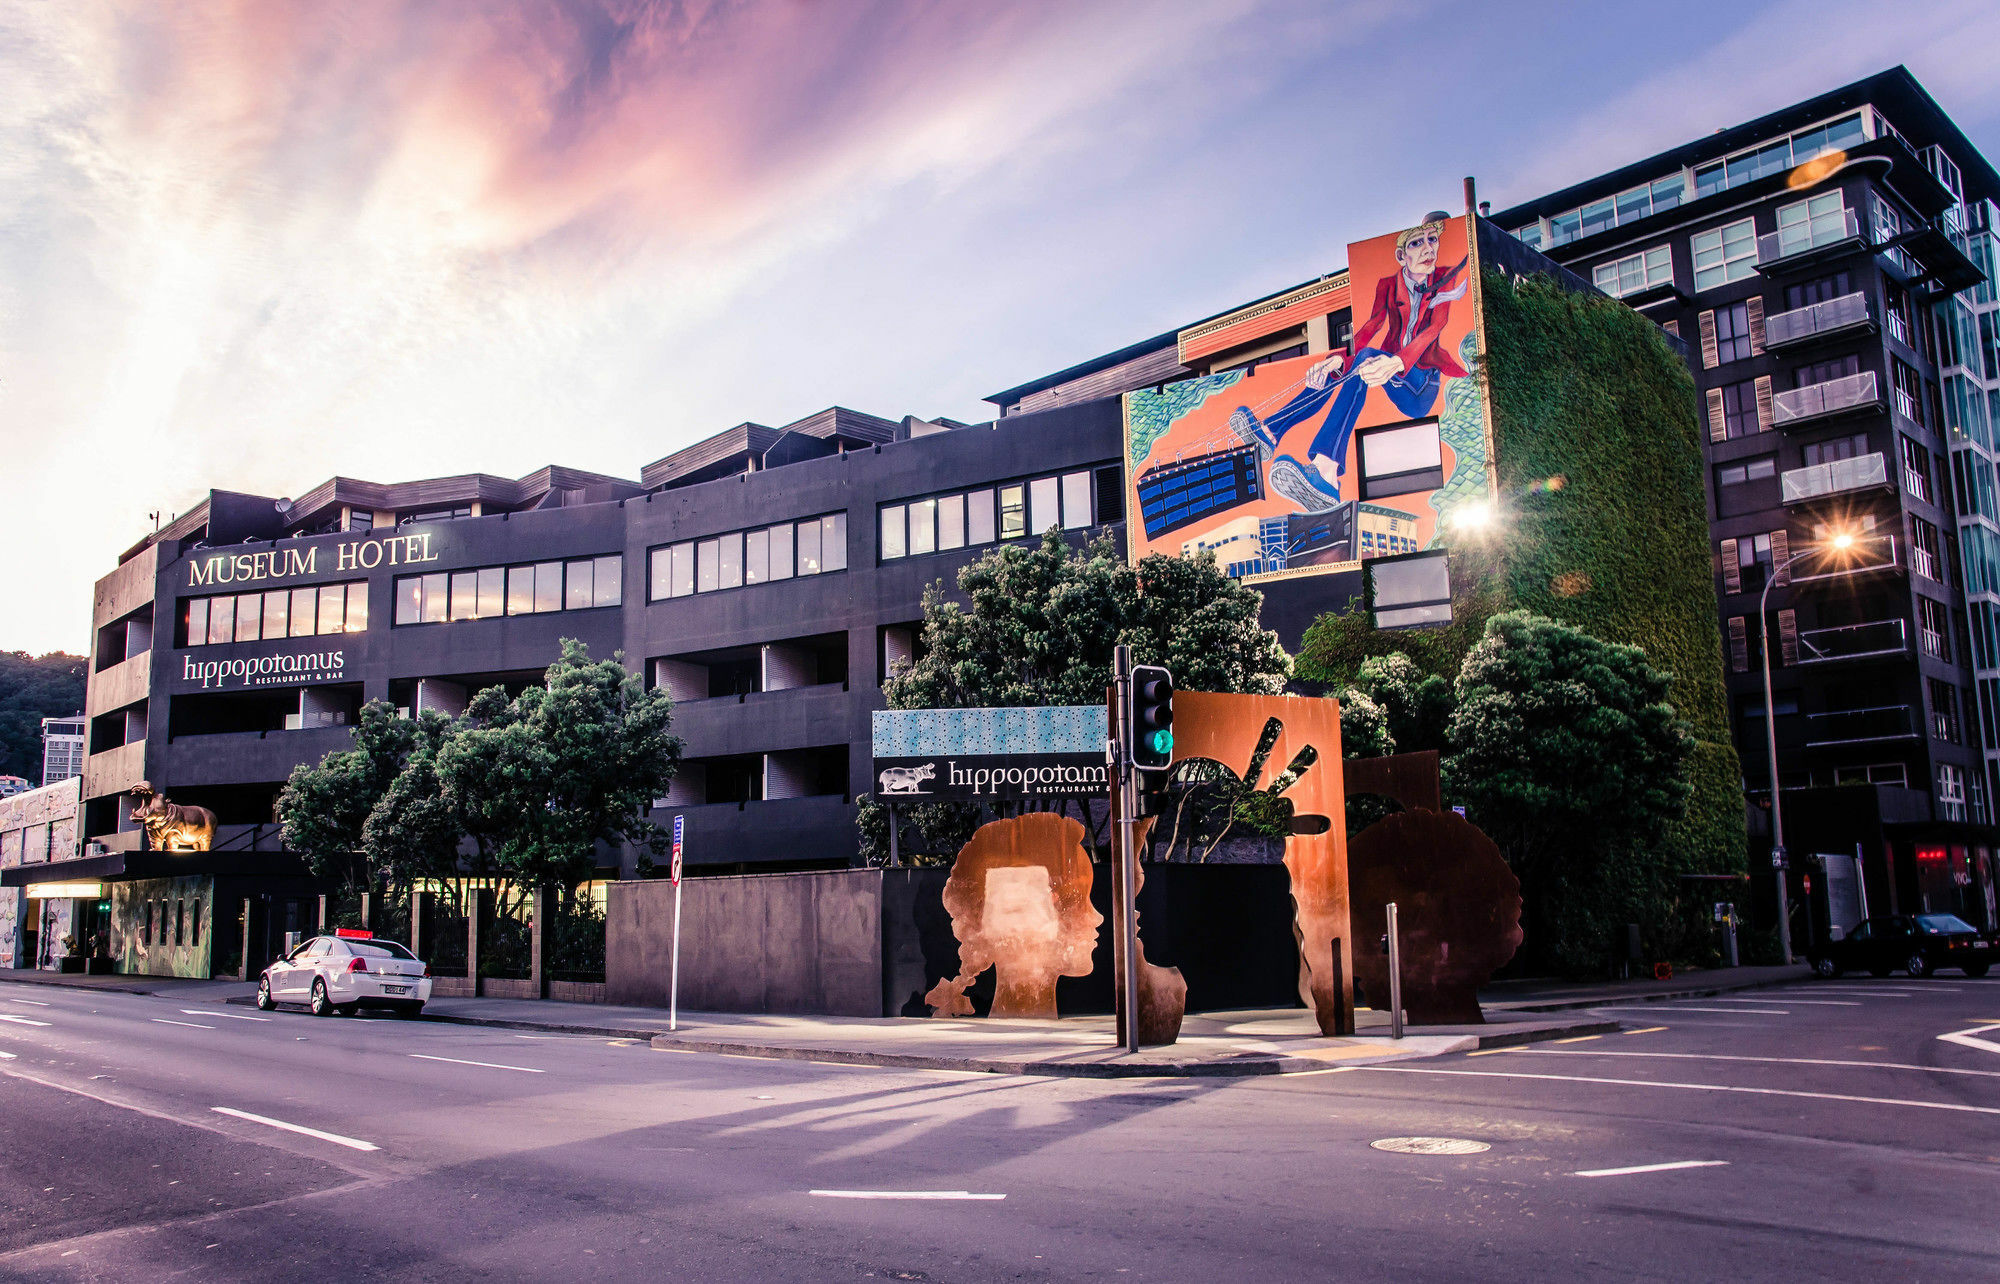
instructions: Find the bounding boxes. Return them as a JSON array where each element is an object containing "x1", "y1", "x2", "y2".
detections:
[
  {"x1": 1917, "y1": 914, "x2": 1978, "y2": 935},
  {"x1": 347, "y1": 940, "x2": 418, "y2": 960}
]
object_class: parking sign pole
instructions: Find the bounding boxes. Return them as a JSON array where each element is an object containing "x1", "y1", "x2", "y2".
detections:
[{"x1": 670, "y1": 815, "x2": 685, "y2": 1033}]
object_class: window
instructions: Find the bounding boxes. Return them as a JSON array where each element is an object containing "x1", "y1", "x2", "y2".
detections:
[
  {"x1": 1774, "y1": 191, "x2": 1848, "y2": 257},
  {"x1": 907, "y1": 498, "x2": 936, "y2": 556},
  {"x1": 1736, "y1": 532, "x2": 1773, "y2": 591},
  {"x1": 181, "y1": 581, "x2": 369, "y2": 646},
  {"x1": 1712, "y1": 302, "x2": 1754, "y2": 364},
  {"x1": 1910, "y1": 515, "x2": 1943, "y2": 581},
  {"x1": 938, "y1": 494, "x2": 966, "y2": 550},
  {"x1": 1919, "y1": 595, "x2": 1950, "y2": 660},
  {"x1": 1715, "y1": 456, "x2": 1778, "y2": 518},
  {"x1": 1930, "y1": 678, "x2": 1961, "y2": 743},
  {"x1": 1029, "y1": 476, "x2": 1061, "y2": 535},
  {"x1": 1885, "y1": 283, "x2": 1913, "y2": 346},
  {"x1": 1900, "y1": 435, "x2": 1934, "y2": 502},
  {"x1": 647, "y1": 514, "x2": 844, "y2": 600},
  {"x1": 395, "y1": 557, "x2": 618, "y2": 625},
  {"x1": 1801, "y1": 432, "x2": 1869, "y2": 466},
  {"x1": 1717, "y1": 379, "x2": 1761, "y2": 438},
  {"x1": 346, "y1": 510, "x2": 374, "y2": 533},
  {"x1": 1796, "y1": 353, "x2": 1860, "y2": 388},
  {"x1": 1357, "y1": 421, "x2": 1444, "y2": 499},
  {"x1": 880, "y1": 470, "x2": 1100, "y2": 561},
  {"x1": 968, "y1": 489, "x2": 996, "y2": 545},
  {"x1": 1693, "y1": 219, "x2": 1757, "y2": 291},
  {"x1": 1593, "y1": 245, "x2": 1673, "y2": 297},
  {"x1": 999, "y1": 485, "x2": 1027, "y2": 540},
  {"x1": 1693, "y1": 113, "x2": 1864, "y2": 199},
  {"x1": 1891, "y1": 358, "x2": 1923, "y2": 423},
  {"x1": 399, "y1": 505, "x2": 472, "y2": 525},
  {"x1": 1785, "y1": 271, "x2": 1852, "y2": 311},
  {"x1": 1368, "y1": 552, "x2": 1452, "y2": 630}
]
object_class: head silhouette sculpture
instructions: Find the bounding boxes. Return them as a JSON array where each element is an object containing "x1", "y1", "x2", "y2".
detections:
[{"x1": 926, "y1": 811, "x2": 1103, "y2": 1020}]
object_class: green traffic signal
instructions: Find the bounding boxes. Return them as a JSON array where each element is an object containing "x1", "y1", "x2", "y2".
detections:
[{"x1": 1149, "y1": 729, "x2": 1173, "y2": 755}]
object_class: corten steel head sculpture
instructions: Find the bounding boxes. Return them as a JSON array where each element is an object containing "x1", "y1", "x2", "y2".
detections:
[
  {"x1": 127, "y1": 782, "x2": 217, "y2": 853},
  {"x1": 925, "y1": 812, "x2": 1104, "y2": 1020},
  {"x1": 1346, "y1": 807, "x2": 1522, "y2": 1025}
]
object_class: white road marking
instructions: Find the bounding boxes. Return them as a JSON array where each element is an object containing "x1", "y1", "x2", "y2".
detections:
[
  {"x1": 1937, "y1": 1023, "x2": 2000, "y2": 1057},
  {"x1": 210, "y1": 1107, "x2": 380, "y2": 1152},
  {"x1": 0, "y1": 1014, "x2": 52, "y2": 1027},
  {"x1": 188, "y1": 1009, "x2": 270, "y2": 1022},
  {"x1": 3, "y1": 998, "x2": 51, "y2": 1006},
  {"x1": 809, "y1": 1190, "x2": 1005, "y2": 1200},
  {"x1": 1712, "y1": 997, "x2": 1859, "y2": 1006},
  {"x1": 152, "y1": 1018, "x2": 215, "y2": 1030},
  {"x1": 1523, "y1": 1048, "x2": 2000, "y2": 1079},
  {"x1": 1593, "y1": 1006, "x2": 1790, "y2": 1015},
  {"x1": 1358, "y1": 1065, "x2": 2000, "y2": 1116},
  {"x1": 1575, "y1": 1160, "x2": 1728, "y2": 1178},
  {"x1": 0, "y1": 1050, "x2": 14, "y2": 1059},
  {"x1": 409, "y1": 1053, "x2": 544, "y2": 1074}
]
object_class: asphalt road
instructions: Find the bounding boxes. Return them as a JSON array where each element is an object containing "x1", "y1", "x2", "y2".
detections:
[{"x1": 1, "y1": 974, "x2": 1997, "y2": 1281}]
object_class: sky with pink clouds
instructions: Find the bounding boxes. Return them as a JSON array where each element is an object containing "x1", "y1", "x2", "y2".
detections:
[{"x1": 4, "y1": 0, "x2": 2000, "y2": 655}]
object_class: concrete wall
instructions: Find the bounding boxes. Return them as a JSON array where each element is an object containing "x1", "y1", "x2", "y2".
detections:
[
  {"x1": 113, "y1": 876, "x2": 214, "y2": 978},
  {"x1": 606, "y1": 869, "x2": 883, "y2": 1016}
]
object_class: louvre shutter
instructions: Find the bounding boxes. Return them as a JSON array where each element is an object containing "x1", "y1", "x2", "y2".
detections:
[
  {"x1": 1770, "y1": 528, "x2": 1790, "y2": 582},
  {"x1": 1698, "y1": 309, "x2": 1719, "y2": 369},
  {"x1": 1754, "y1": 376, "x2": 1774, "y2": 433},
  {"x1": 1707, "y1": 387, "x2": 1728, "y2": 441},
  {"x1": 1746, "y1": 295, "x2": 1767, "y2": 355},
  {"x1": 1728, "y1": 616, "x2": 1749, "y2": 672},
  {"x1": 1721, "y1": 539, "x2": 1742, "y2": 591},
  {"x1": 1777, "y1": 609, "x2": 1799, "y2": 666},
  {"x1": 1662, "y1": 318, "x2": 1681, "y2": 339}
]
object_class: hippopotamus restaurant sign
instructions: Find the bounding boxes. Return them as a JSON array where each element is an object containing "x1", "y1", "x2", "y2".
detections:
[
  {"x1": 870, "y1": 706, "x2": 1108, "y2": 801},
  {"x1": 181, "y1": 648, "x2": 345, "y2": 690},
  {"x1": 186, "y1": 532, "x2": 442, "y2": 588}
]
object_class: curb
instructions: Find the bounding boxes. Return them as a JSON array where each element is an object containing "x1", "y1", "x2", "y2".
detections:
[
  {"x1": 0, "y1": 975, "x2": 231, "y2": 998},
  {"x1": 222, "y1": 993, "x2": 665, "y2": 1039},
  {"x1": 1490, "y1": 970, "x2": 1812, "y2": 1013}
]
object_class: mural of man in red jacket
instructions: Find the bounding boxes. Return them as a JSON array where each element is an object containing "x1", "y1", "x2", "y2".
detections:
[{"x1": 1235, "y1": 214, "x2": 1469, "y2": 510}]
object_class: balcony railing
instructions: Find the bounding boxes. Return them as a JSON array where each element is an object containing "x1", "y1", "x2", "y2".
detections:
[
  {"x1": 1805, "y1": 705, "x2": 1919, "y2": 748},
  {"x1": 1773, "y1": 371, "x2": 1882, "y2": 427},
  {"x1": 1781, "y1": 451, "x2": 1890, "y2": 504},
  {"x1": 1790, "y1": 534, "x2": 1901, "y2": 584},
  {"x1": 1795, "y1": 618, "x2": 1908, "y2": 664},
  {"x1": 1758, "y1": 206, "x2": 1863, "y2": 267},
  {"x1": 1763, "y1": 291, "x2": 1874, "y2": 350}
]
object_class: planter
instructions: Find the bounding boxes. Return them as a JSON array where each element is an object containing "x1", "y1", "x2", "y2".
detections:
[
  {"x1": 56, "y1": 956, "x2": 85, "y2": 974},
  {"x1": 86, "y1": 957, "x2": 117, "y2": 975}
]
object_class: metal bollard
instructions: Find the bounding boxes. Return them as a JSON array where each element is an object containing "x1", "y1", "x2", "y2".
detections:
[{"x1": 1386, "y1": 902, "x2": 1404, "y2": 1040}]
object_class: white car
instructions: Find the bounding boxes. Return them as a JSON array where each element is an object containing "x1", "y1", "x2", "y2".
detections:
[{"x1": 257, "y1": 933, "x2": 432, "y2": 1018}]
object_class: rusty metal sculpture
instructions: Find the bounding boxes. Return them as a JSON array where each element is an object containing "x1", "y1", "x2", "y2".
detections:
[
  {"x1": 128, "y1": 782, "x2": 217, "y2": 852},
  {"x1": 1346, "y1": 801, "x2": 1523, "y2": 1026},
  {"x1": 925, "y1": 812, "x2": 1104, "y2": 1019}
]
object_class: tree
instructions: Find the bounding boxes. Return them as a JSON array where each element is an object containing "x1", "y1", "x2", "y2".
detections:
[
  {"x1": 276, "y1": 700, "x2": 422, "y2": 899},
  {"x1": 1348, "y1": 653, "x2": 1453, "y2": 756},
  {"x1": 1443, "y1": 612, "x2": 1693, "y2": 973},
  {"x1": 0, "y1": 651, "x2": 87, "y2": 780}
]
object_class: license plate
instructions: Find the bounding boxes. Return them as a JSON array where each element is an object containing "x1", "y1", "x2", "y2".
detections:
[{"x1": 384, "y1": 985, "x2": 409, "y2": 995}]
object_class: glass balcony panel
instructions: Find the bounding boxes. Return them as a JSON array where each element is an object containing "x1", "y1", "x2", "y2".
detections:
[
  {"x1": 1772, "y1": 371, "x2": 1881, "y2": 427},
  {"x1": 1805, "y1": 705, "x2": 1919, "y2": 747},
  {"x1": 1757, "y1": 206, "x2": 1862, "y2": 265},
  {"x1": 1763, "y1": 291, "x2": 1872, "y2": 348},
  {"x1": 1781, "y1": 450, "x2": 1889, "y2": 503},
  {"x1": 1795, "y1": 618, "x2": 1908, "y2": 664}
]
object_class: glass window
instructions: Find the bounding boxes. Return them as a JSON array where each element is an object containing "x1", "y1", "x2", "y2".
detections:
[
  {"x1": 345, "y1": 583, "x2": 368, "y2": 632},
  {"x1": 1719, "y1": 380, "x2": 1760, "y2": 438},
  {"x1": 1360, "y1": 422, "x2": 1444, "y2": 496},
  {"x1": 1578, "y1": 197, "x2": 1615, "y2": 238},
  {"x1": 262, "y1": 591, "x2": 288, "y2": 639},
  {"x1": 1777, "y1": 191, "x2": 1847, "y2": 256},
  {"x1": 565, "y1": 560, "x2": 593, "y2": 610},
  {"x1": 1549, "y1": 209, "x2": 1581, "y2": 246},
  {"x1": 671, "y1": 542, "x2": 696, "y2": 596},
  {"x1": 450, "y1": 571, "x2": 478, "y2": 621},
  {"x1": 1650, "y1": 173, "x2": 1685, "y2": 210},
  {"x1": 909, "y1": 499, "x2": 936, "y2": 556},
  {"x1": 1062, "y1": 472, "x2": 1092, "y2": 529},
  {"x1": 696, "y1": 539, "x2": 718, "y2": 593},
  {"x1": 420, "y1": 573, "x2": 448, "y2": 624},
  {"x1": 745, "y1": 529, "x2": 769, "y2": 585},
  {"x1": 822, "y1": 514, "x2": 846, "y2": 571},
  {"x1": 938, "y1": 494, "x2": 966, "y2": 550},
  {"x1": 798, "y1": 519, "x2": 823, "y2": 576},
  {"x1": 649, "y1": 548, "x2": 671, "y2": 601},
  {"x1": 290, "y1": 587, "x2": 316, "y2": 636},
  {"x1": 767, "y1": 525, "x2": 794, "y2": 581},
  {"x1": 235, "y1": 593, "x2": 261, "y2": 643},
  {"x1": 396, "y1": 578, "x2": 422, "y2": 626},
  {"x1": 1594, "y1": 245, "x2": 1673, "y2": 298},
  {"x1": 508, "y1": 565, "x2": 535, "y2": 614},
  {"x1": 319, "y1": 583, "x2": 346, "y2": 633},
  {"x1": 477, "y1": 567, "x2": 505, "y2": 619},
  {"x1": 999, "y1": 485, "x2": 1027, "y2": 540},
  {"x1": 1615, "y1": 185, "x2": 1650, "y2": 225},
  {"x1": 717, "y1": 532, "x2": 743, "y2": 589},
  {"x1": 1693, "y1": 218, "x2": 1757, "y2": 291},
  {"x1": 1030, "y1": 476, "x2": 1060, "y2": 535},
  {"x1": 593, "y1": 555, "x2": 620, "y2": 607},
  {"x1": 534, "y1": 562, "x2": 562, "y2": 612},
  {"x1": 967, "y1": 489, "x2": 996, "y2": 544},
  {"x1": 184, "y1": 598, "x2": 208, "y2": 647},
  {"x1": 1714, "y1": 301, "x2": 1753, "y2": 363},
  {"x1": 208, "y1": 596, "x2": 235, "y2": 646},
  {"x1": 881, "y1": 505, "x2": 907, "y2": 560}
]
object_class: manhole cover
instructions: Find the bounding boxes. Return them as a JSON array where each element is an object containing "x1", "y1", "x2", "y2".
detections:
[{"x1": 1370, "y1": 1136, "x2": 1491, "y2": 1155}]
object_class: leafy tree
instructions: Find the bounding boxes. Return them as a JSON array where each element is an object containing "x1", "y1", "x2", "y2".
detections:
[
  {"x1": 1349, "y1": 653, "x2": 1454, "y2": 756},
  {"x1": 0, "y1": 651, "x2": 87, "y2": 781},
  {"x1": 358, "y1": 709, "x2": 466, "y2": 890},
  {"x1": 1443, "y1": 612, "x2": 1693, "y2": 973},
  {"x1": 276, "y1": 700, "x2": 421, "y2": 900}
]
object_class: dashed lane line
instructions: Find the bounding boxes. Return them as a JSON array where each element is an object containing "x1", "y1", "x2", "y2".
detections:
[
  {"x1": 809, "y1": 1190, "x2": 1006, "y2": 1201},
  {"x1": 187, "y1": 1009, "x2": 270, "y2": 1022},
  {"x1": 1593, "y1": 1006, "x2": 1790, "y2": 1015},
  {"x1": 1711, "y1": 998, "x2": 1861, "y2": 1006},
  {"x1": 1624, "y1": 1027, "x2": 1670, "y2": 1035},
  {"x1": 151, "y1": 1018, "x2": 215, "y2": 1030},
  {"x1": 210, "y1": 1106, "x2": 380, "y2": 1152},
  {"x1": 0, "y1": 1014, "x2": 51, "y2": 1027},
  {"x1": 1354, "y1": 1064, "x2": 2000, "y2": 1116},
  {"x1": 1521, "y1": 1048, "x2": 2000, "y2": 1079},
  {"x1": 409, "y1": 1053, "x2": 545, "y2": 1074},
  {"x1": 1575, "y1": 1160, "x2": 1728, "y2": 1178},
  {"x1": 2, "y1": 998, "x2": 51, "y2": 1006}
]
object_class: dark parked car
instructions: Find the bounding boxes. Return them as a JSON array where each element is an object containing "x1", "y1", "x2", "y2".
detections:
[{"x1": 1810, "y1": 914, "x2": 1995, "y2": 979}]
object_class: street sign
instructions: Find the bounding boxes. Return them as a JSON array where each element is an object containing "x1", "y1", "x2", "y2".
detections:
[
  {"x1": 670, "y1": 813, "x2": 686, "y2": 1031},
  {"x1": 1771, "y1": 845, "x2": 1787, "y2": 870},
  {"x1": 671, "y1": 814, "x2": 685, "y2": 886}
]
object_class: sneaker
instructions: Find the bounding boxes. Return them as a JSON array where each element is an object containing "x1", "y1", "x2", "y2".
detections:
[
  {"x1": 1229, "y1": 406, "x2": 1276, "y2": 456},
  {"x1": 1267, "y1": 455, "x2": 1341, "y2": 511}
]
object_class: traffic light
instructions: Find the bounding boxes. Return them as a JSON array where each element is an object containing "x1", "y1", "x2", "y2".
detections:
[{"x1": 1127, "y1": 664, "x2": 1175, "y2": 771}]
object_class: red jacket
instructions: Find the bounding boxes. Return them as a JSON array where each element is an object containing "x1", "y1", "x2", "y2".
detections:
[{"x1": 1348, "y1": 257, "x2": 1470, "y2": 379}]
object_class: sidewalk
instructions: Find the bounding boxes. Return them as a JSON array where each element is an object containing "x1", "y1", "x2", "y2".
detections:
[
  {"x1": 0, "y1": 968, "x2": 255, "y2": 1001},
  {"x1": 1479, "y1": 963, "x2": 1811, "y2": 1012}
]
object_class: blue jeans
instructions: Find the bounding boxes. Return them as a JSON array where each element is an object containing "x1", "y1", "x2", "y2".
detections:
[{"x1": 1266, "y1": 347, "x2": 1441, "y2": 478}]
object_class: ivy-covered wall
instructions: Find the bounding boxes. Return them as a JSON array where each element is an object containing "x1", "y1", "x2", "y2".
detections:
[{"x1": 1479, "y1": 269, "x2": 1745, "y2": 888}]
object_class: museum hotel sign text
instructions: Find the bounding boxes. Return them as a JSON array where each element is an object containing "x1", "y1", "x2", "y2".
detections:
[{"x1": 187, "y1": 533, "x2": 443, "y2": 588}]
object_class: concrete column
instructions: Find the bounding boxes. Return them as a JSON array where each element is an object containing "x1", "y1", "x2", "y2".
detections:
[
  {"x1": 469, "y1": 889, "x2": 486, "y2": 997},
  {"x1": 238, "y1": 897, "x2": 254, "y2": 981},
  {"x1": 316, "y1": 894, "x2": 327, "y2": 934},
  {"x1": 410, "y1": 890, "x2": 425, "y2": 960},
  {"x1": 531, "y1": 886, "x2": 548, "y2": 999},
  {"x1": 359, "y1": 892, "x2": 371, "y2": 932}
]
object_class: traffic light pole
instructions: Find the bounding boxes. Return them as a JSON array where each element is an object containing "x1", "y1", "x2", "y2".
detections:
[{"x1": 1111, "y1": 643, "x2": 1141, "y2": 1055}]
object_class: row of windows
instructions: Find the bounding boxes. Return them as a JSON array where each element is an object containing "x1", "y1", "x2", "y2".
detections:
[
  {"x1": 648, "y1": 514, "x2": 847, "y2": 601},
  {"x1": 395, "y1": 556, "x2": 622, "y2": 625},
  {"x1": 881, "y1": 471, "x2": 1094, "y2": 561},
  {"x1": 139, "y1": 896, "x2": 200, "y2": 949},
  {"x1": 183, "y1": 582, "x2": 368, "y2": 647}
]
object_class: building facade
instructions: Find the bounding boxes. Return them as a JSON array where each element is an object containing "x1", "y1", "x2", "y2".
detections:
[{"x1": 41, "y1": 716, "x2": 84, "y2": 788}]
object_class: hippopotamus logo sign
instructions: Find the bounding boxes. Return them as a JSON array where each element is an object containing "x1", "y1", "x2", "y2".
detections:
[{"x1": 877, "y1": 763, "x2": 936, "y2": 795}]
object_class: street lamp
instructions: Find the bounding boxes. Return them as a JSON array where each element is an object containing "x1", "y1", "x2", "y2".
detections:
[{"x1": 1759, "y1": 530, "x2": 1861, "y2": 964}]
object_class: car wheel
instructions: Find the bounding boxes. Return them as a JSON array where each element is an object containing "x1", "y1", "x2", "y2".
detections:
[
  {"x1": 256, "y1": 976, "x2": 276, "y2": 1011},
  {"x1": 1811, "y1": 955, "x2": 1842, "y2": 979},
  {"x1": 310, "y1": 978, "x2": 334, "y2": 1016},
  {"x1": 1965, "y1": 963, "x2": 1990, "y2": 978},
  {"x1": 1905, "y1": 953, "x2": 1932, "y2": 979}
]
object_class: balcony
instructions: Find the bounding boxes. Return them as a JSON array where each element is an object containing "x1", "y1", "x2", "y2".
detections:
[
  {"x1": 1795, "y1": 618, "x2": 1908, "y2": 664},
  {"x1": 1781, "y1": 451, "x2": 1891, "y2": 505},
  {"x1": 1763, "y1": 291, "x2": 1875, "y2": 351},
  {"x1": 1773, "y1": 371, "x2": 1882, "y2": 428},
  {"x1": 1790, "y1": 534, "x2": 1901, "y2": 584},
  {"x1": 1805, "y1": 705, "x2": 1920, "y2": 748},
  {"x1": 1757, "y1": 207, "x2": 1864, "y2": 270}
]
